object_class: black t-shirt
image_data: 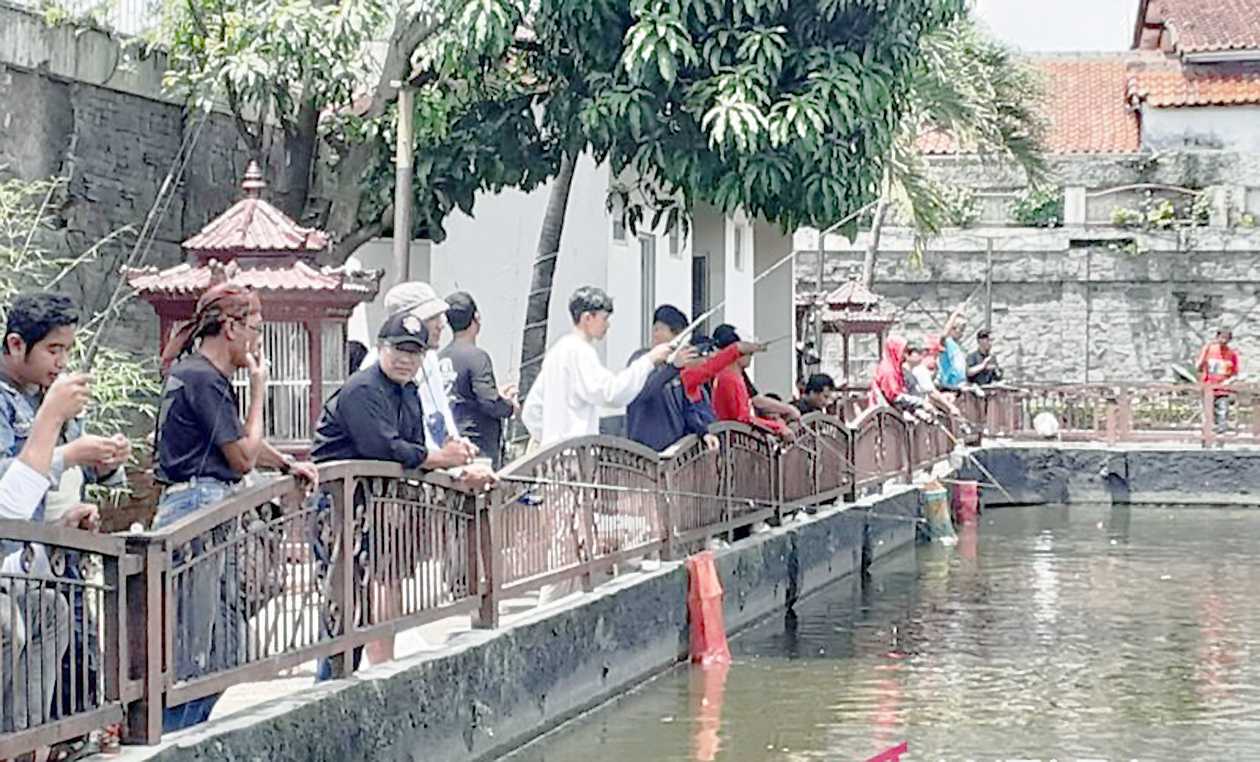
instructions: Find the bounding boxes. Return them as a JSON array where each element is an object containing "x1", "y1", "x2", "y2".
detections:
[
  {"x1": 438, "y1": 341, "x2": 513, "y2": 467},
  {"x1": 155, "y1": 353, "x2": 246, "y2": 485},
  {"x1": 311, "y1": 364, "x2": 429, "y2": 469},
  {"x1": 966, "y1": 350, "x2": 1003, "y2": 385}
]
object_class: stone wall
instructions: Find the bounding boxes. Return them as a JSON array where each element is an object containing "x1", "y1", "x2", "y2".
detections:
[
  {"x1": 1, "y1": 4, "x2": 254, "y2": 356},
  {"x1": 796, "y1": 152, "x2": 1260, "y2": 385}
]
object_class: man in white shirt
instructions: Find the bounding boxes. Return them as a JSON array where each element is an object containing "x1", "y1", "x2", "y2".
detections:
[
  {"x1": 1, "y1": 372, "x2": 89, "y2": 740},
  {"x1": 522, "y1": 287, "x2": 672, "y2": 446}
]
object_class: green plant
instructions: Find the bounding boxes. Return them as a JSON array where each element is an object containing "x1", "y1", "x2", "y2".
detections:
[
  {"x1": 1111, "y1": 206, "x2": 1144, "y2": 228},
  {"x1": 1190, "y1": 191, "x2": 1213, "y2": 226},
  {"x1": 1009, "y1": 185, "x2": 1062, "y2": 227},
  {"x1": 0, "y1": 176, "x2": 159, "y2": 441},
  {"x1": 1145, "y1": 198, "x2": 1176, "y2": 229},
  {"x1": 1239, "y1": 212, "x2": 1257, "y2": 229},
  {"x1": 939, "y1": 185, "x2": 981, "y2": 227}
]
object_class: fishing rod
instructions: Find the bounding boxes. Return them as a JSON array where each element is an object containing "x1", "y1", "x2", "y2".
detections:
[{"x1": 926, "y1": 418, "x2": 1015, "y2": 503}]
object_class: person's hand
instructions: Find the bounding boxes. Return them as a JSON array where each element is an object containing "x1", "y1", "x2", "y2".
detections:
[
  {"x1": 432, "y1": 439, "x2": 470, "y2": 469},
  {"x1": 290, "y1": 460, "x2": 318, "y2": 491},
  {"x1": 647, "y1": 343, "x2": 674, "y2": 365},
  {"x1": 455, "y1": 437, "x2": 479, "y2": 460},
  {"x1": 65, "y1": 435, "x2": 121, "y2": 469},
  {"x1": 735, "y1": 341, "x2": 766, "y2": 356},
  {"x1": 43, "y1": 373, "x2": 91, "y2": 423},
  {"x1": 779, "y1": 427, "x2": 797, "y2": 444},
  {"x1": 96, "y1": 434, "x2": 131, "y2": 473},
  {"x1": 784, "y1": 405, "x2": 803, "y2": 423},
  {"x1": 245, "y1": 348, "x2": 269, "y2": 392},
  {"x1": 500, "y1": 383, "x2": 518, "y2": 402},
  {"x1": 703, "y1": 433, "x2": 720, "y2": 451},
  {"x1": 61, "y1": 503, "x2": 100, "y2": 532},
  {"x1": 458, "y1": 463, "x2": 498, "y2": 491},
  {"x1": 670, "y1": 345, "x2": 697, "y2": 369}
]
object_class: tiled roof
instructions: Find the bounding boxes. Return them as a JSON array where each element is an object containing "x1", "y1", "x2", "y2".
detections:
[
  {"x1": 1127, "y1": 64, "x2": 1260, "y2": 106},
  {"x1": 919, "y1": 56, "x2": 1141, "y2": 156},
  {"x1": 124, "y1": 260, "x2": 380, "y2": 297},
  {"x1": 183, "y1": 162, "x2": 330, "y2": 257},
  {"x1": 825, "y1": 279, "x2": 882, "y2": 309},
  {"x1": 1142, "y1": 0, "x2": 1260, "y2": 55}
]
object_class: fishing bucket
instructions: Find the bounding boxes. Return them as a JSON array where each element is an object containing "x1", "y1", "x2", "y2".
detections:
[
  {"x1": 951, "y1": 480, "x2": 979, "y2": 525},
  {"x1": 922, "y1": 482, "x2": 956, "y2": 543}
]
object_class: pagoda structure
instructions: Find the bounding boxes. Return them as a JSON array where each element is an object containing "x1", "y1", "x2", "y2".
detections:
[{"x1": 125, "y1": 162, "x2": 383, "y2": 445}]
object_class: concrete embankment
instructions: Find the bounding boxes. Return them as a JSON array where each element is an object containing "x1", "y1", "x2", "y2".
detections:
[
  {"x1": 968, "y1": 443, "x2": 1260, "y2": 506},
  {"x1": 121, "y1": 486, "x2": 922, "y2": 762}
]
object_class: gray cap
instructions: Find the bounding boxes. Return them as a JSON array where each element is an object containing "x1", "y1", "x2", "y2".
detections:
[{"x1": 384, "y1": 282, "x2": 449, "y2": 321}]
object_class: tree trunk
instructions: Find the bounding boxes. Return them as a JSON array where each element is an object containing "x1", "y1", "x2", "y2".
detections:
[
  {"x1": 860, "y1": 192, "x2": 890, "y2": 288},
  {"x1": 518, "y1": 152, "x2": 577, "y2": 403},
  {"x1": 278, "y1": 97, "x2": 321, "y2": 222}
]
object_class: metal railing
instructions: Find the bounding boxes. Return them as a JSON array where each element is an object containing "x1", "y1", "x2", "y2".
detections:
[{"x1": 0, "y1": 411, "x2": 961, "y2": 756}]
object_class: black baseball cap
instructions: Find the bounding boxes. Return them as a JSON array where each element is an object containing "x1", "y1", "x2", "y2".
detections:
[
  {"x1": 690, "y1": 333, "x2": 715, "y2": 354},
  {"x1": 378, "y1": 310, "x2": 430, "y2": 351},
  {"x1": 976, "y1": 328, "x2": 992, "y2": 340},
  {"x1": 446, "y1": 291, "x2": 477, "y2": 332},
  {"x1": 712, "y1": 324, "x2": 741, "y2": 349},
  {"x1": 804, "y1": 373, "x2": 836, "y2": 394}
]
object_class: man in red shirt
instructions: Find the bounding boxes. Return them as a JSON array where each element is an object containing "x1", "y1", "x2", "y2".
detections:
[
  {"x1": 710, "y1": 324, "x2": 795, "y2": 443},
  {"x1": 1197, "y1": 327, "x2": 1241, "y2": 434}
]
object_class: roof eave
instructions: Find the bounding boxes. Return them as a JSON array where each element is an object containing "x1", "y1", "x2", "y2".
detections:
[{"x1": 1182, "y1": 49, "x2": 1260, "y2": 64}]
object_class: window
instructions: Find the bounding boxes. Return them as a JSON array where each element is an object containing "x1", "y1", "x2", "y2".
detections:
[
  {"x1": 691, "y1": 253, "x2": 709, "y2": 334},
  {"x1": 732, "y1": 225, "x2": 745, "y2": 272},
  {"x1": 640, "y1": 235, "x2": 657, "y2": 346},
  {"x1": 612, "y1": 216, "x2": 627, "y2": 243},
  {"x1": 668, "y1": 222, "x2": 683, "y2": 258}
]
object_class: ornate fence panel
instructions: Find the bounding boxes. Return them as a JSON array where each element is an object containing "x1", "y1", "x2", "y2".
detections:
[
  {"x1": 809, "y1": 415, "x2": 854, "y2": 503},
  {"x1": 850, "y1": 408, "x2": 912, "y2": 490},
  {"x1": 778, "y1": 421, "x2": 817, "y2": 505},
  {"x1": 711, "y1": 423, "x2": 779, "y2": 531},
  {"x1": 0, "y1": 521, "x2": 137, "y2": 760},
  {"x1": 659, "y1": 436, "x2": 722, "y2": 549}
]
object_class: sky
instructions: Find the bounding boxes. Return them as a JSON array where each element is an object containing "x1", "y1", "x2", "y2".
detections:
[{"x1": 971, "y1": 0, "x2": 1139, "y2": 52}]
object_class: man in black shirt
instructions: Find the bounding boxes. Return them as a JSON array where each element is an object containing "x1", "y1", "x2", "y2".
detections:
[
  {"x1": 311, "y1": 309, "x2": 470, "y2": 682},
  {"x1": 437, "y1": 292, "x2": 518, "y2": 468},
  {"x1": 152, "y1": 282, "x2": 316, "y2": 731},
  {"x1": 792, "y1": 373, "x2": 837, "y2": 415},
  {"x1": 966, "y1": 328, "x2": 1003, "y2": 386}
]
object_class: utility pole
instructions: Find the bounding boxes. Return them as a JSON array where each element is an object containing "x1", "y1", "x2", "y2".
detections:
[
  {"x1": 985, "y1": 236, "x2": 994, "y2": 330},
  {"x1": 392, "y1": 84, "x2": 414, "y2": 287},
  {"x1": 814, "y1": 226, "x2": 825, "y2": 372}
]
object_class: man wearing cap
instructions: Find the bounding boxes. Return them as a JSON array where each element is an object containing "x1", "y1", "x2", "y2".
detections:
[
  {"x1": 710, "y1": 324, "x2": 794, "y2": 442},
  {"x1": 626, "y1": 305, "x2": 759, "y2": 452},
  {"x1": 438, "y1": 292, "x2": 518, "y2": 469},
  {"x1": 310, "y1": 310, "x2": 478, "y2": 681},
  {"x1": 522, "y1": 287, "x2": 673, "y2": 446},
  {"x1": 153, "y1": 282, "x2": 317, "y2": 731}
]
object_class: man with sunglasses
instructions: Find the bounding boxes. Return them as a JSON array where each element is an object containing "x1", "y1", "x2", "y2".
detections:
[{"x1": 152, "y1": 282, "x2": 316, "y2": 731}]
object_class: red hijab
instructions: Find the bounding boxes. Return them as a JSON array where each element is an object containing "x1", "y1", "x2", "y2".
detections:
[{"x1": 869, "y1": 336, "x2": 908, "y2": 408}]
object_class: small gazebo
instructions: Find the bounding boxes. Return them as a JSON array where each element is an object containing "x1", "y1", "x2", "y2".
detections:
[
  {"x1": 820, "y1": 278, "x2": 897, "y2": 383},
  {"x1": 125, "y1": 162, "x2": 383, "y2": 445}
]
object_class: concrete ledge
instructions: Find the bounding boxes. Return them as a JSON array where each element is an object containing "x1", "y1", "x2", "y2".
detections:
[
  {"x1": 118, "y1": 486, "x2": 923, "y2": 762},
  {"x1": 970, "y1": 442, "x2": 1260, "y2": 505}
]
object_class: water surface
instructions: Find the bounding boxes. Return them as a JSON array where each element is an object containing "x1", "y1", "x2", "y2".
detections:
[{"x1": 505, "y1": 504, "x2": 1260, "y2": 761}]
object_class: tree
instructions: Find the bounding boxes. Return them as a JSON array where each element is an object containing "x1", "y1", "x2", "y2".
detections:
[
  {"x1": 858, "y1": 19, "x2": 1048, "y2": 287},
  {"x1": 161, "y1": 0, "x2": 556, "y2": 259},
  {"x1": 433, "y1": 0, "x2": 970, "y2": 397}
]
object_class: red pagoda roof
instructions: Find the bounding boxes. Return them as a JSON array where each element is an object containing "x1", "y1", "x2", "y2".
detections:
[
  {"x1": 825, "y1": 279, "x2": 883, "y2": 310},
  {"x1": 124, "y1": 259, "x2": 380, "y2": 298},
  {"x1": 183, "y1": 162, "x2": 329, "y2": 260}
]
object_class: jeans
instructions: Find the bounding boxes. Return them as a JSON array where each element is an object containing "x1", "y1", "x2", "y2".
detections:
[
  {"x1": 152, "y1": 478, "x2": 238, "y2": 732},
  {"x1": 0, "y1": 584, "x2": 71, "y2": 731},
  {"x1": 1214, "y1": 394, "x2": 1231, "y2": 434}
]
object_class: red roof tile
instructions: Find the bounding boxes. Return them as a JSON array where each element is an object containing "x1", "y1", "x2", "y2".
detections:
[
  {"x1": 825, "y1": 279, "x2": 883, "y2": 309},
  {"x1": 1141, "y1": 0, "x2": 1260, "y2": 55},
  {"x1": 1128, "y1": 64, "x2": 1260, "y2": 105},
  {"x1": 124, "y1": 260, "x2": 379, "y2": 298},
  {"x1": 183, "y1": 162, "x2": 330, "y2": 258},
  {"x1": 919, "y1": 56, "x2": 1141, "y2": 156}
]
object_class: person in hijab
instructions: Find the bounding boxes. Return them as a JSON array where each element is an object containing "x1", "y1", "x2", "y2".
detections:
[{"x1": 869, "y1": 336, "x2": 928, "y2": 413}]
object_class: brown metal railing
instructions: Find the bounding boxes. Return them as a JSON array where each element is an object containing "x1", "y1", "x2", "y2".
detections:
[{"x1": 0, "y1": 412, "x2": 959, "y2": 756}]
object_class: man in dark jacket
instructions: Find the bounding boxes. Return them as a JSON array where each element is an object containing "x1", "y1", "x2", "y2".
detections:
[
  {"x1": 625, "y1": 306, "x2": 756, "y2": 452},
  {"x1": 438, "y1": 292, "x2": 518, "y2": 468}
]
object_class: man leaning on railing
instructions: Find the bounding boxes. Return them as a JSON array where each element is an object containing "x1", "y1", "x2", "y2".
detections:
[
  {"x1": 1197, "y1": 327, "x2": 1241, "y2": 436},
  {"x1": 150, "y1": 283, "x2": 317, "y2": 732},
  {"x1": 0, "y1": 371, "x2": 91, "y2": 757},
  {"x1": 309, "y1": 309, "x2": 491, "y2": 682}
]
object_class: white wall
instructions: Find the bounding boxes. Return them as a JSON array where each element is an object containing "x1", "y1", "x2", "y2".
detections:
[
  {"x1": 753, "y1": 222, "x2": 795, "y2": 397},
  {"x1": 346, "y1": 239, "x2": 431, "y2": 346},
  {"x1": 426, "y1": 153, "x2": 613, "y2": 377},
  {"x1": 692, "y1": 205, "x2": 726, "y2": 328},
  {"x1": 723, "y1": 213, "x2": 755, "y2": 340},
  {"x1": 1143, "y1": 105, "x2": 1260, "y2": 153}
]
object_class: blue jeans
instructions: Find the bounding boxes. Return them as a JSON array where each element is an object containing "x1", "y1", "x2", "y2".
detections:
[{"x1": 152, "y1": 478, "x2": 237, "y2": 732}]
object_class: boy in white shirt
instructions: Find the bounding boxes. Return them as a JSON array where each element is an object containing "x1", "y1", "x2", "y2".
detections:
[{"x1": 522, "y1": 287, "x2": 671, "y2": 446}]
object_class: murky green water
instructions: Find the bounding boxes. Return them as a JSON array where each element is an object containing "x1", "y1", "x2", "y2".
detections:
[{"x1": 505, "y1": 504, "x2": 1260, "y2": 761}]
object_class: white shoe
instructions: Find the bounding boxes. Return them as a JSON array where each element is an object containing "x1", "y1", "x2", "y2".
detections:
[
  {"x1": 706, "y1": 537, "x2": 728, "y2": 551},
  {"x1": 752, "y1": 521, "x2": 771, "y2": 534}
]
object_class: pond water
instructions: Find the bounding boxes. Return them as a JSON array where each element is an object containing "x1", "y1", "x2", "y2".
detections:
[{"x1": 504, "y1": 504, "x2": 1260, "y2": 761}]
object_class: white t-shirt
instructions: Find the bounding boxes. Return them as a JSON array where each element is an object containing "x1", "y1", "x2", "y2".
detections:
[
  {"x1": 1, "y1": 460, "x2": 54, "y2": 577},
  {"x1": 521, "y1": 333, "x2": 655, "y2": 446}
]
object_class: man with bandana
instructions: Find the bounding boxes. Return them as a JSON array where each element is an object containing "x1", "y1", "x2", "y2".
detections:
[{"x1": 152, "y1": 282, "x2": 316, "y2": 731}]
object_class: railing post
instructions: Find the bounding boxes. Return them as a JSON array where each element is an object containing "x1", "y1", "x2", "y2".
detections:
[
  {"x1": 471, "y1": 492, "x2": 500, "y2": 629},
  {"x1": 655, "y1": 462, "x2": 676, "y2": 563},
  {"x1": 844, "y1": 429, "x2": 857, "y2": 503},
  {"x1": 122, "y1": 537, "x2": 164, "y2": 744},
  {"x1": 1202, "y1": 386, "x2": 1215, "y2": 447},
  {"x1": 325, "y1": 476, "x2": 356, "y2": 680},
  {"x1": 772, "y1": 439, "x2": 784, "y2": 526},
  {"x1": 1118, "y1": 388, "x2": 1133, "y2": 440}
]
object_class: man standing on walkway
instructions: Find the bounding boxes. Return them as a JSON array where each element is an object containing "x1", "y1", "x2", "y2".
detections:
[
  {"x1": 710, "y1": 324, "x2": 794, "y2": 442},
  {"x1": 439, "y1": 292, "x2": 518, "y2": 468},
  {"x1": 936, "y1": 310, "x2": 968, "y2": 391},
  {"x1": 626, "y1": 305, "x2": 755, "y2": 453},
  {"x1": 152, "y1": 282, "x2": 316, "y2": 731},
  {"x1": 1198, "y1": 327, "x2": 1241, "y2": 435},
  {"x1": 522, "y1": 287, "x2": 672, "y2": 446},
  {"x1": 966, "y1": 329, "x2": 1003, "y2": 386}
]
